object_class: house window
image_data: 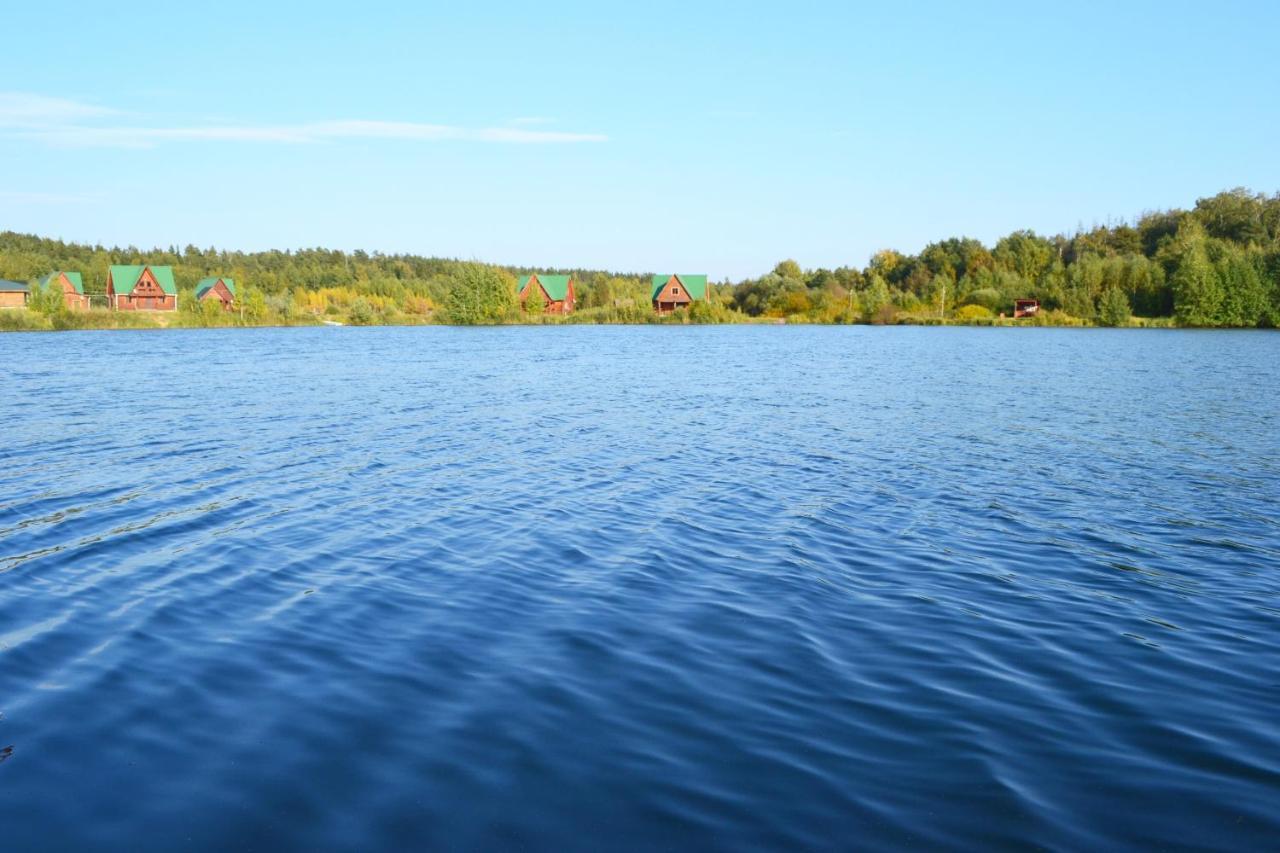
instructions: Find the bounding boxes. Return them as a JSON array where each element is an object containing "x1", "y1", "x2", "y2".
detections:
[{"x1": 672, "y1": 287, "x2": 680, "y2": 295}]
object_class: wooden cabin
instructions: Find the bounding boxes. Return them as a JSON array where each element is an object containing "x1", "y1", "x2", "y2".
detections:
[
  {"x1": 517, "y1": 274, "x2": 576, "y2": 314},
  {"x1": 0, "y1": 279, "x2": 28, "y2": 308},
  {"x1": 1013, "y1": 299, "x2": 1040, "y2": 319},
  {"x1": 651, "y1": 274, "x2": 708, "y2": 313},
  {"x1": 196, "y1": 276, "x2": 236, "y2": 311},
  {"x1": 39, "y1": 271, "x2": 90, "y2": 311},
  {"x1": 107, "y1": 265, "x2": 177, "y2": 311}
]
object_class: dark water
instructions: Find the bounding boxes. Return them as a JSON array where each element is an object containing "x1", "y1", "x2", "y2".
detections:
[{"x1": 1, "y1": 326, "x2": 1277, "y2": 850}]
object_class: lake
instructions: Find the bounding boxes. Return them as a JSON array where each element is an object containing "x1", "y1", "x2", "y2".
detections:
[{"x1": 1, "y1": 325, "x2": 1277, "y2": 850}]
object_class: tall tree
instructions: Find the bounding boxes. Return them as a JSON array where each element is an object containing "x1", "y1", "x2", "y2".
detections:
[
  {"x1": 445, "y1": 264, "x2": 517, "y2": 325},
  {"x1": 1170, "y1": 225, "x2": 1223, "y2": 326},
  {"x1": 993, "y1": 230, "x2": 1055, "y2": 285},
  {"x1": 1098, "y1": 288, "x2": 1131, "y2": 327}
]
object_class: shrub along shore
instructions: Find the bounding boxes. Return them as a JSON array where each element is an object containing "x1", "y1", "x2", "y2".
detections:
[
  {"x1": 0, "y1": 302, "x2": 1184, "y2": 333},
  {"x1": 3, "y1": 188, "x2": 1278, "y2": 331}
]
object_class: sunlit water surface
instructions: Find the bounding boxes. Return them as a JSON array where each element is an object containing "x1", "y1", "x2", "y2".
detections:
[{"x1": 1, "y1": 326, "x2": 1277, "y2": 850}]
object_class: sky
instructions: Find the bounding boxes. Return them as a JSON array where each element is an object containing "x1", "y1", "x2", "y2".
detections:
[{"x1": 1, "y1": 0, "x2": 1278, "y2": 279}]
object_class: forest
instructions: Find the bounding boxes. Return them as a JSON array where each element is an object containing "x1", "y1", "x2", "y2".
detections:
[{"x1": 2, "y1": 187, "x2": 1278, "y2": 330}]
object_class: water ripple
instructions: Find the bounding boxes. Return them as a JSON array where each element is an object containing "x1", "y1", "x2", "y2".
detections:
[{"x1": 0, "y1": 326, "x2": 1278, "y2": 849}]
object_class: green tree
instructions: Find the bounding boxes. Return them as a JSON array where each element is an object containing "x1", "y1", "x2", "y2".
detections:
[
  {"x1": 963, "y1": 287, "x2": 1004, "y2": 313},
  {"x1": 348, "y1": 297, "x2": 375, "y2": 325},
  {"x1": 993, "y1": 230, "x2": 1055, "y2": 284},
  {"x1": 772, "y1": 259, "x2": 803, "y2": 280},
  {"x1": 242, "y1": 285, "x2": 267, "y2": 322},
  {"x1": 1213, "y1": 244, "x2": 1267, "y2": 327},
  {"x1": 1193, "y1": 188, "x2": 1268, "y2": 245},
  {"x1": 1170, "y1": 229, "x2": 1223, "y2": 326},
  {"x1": 266, "y1": 290, "x2": 297, "y2": 321},
  {"x1": 1060, "y1": 286, "x2": 1095, "y2": 319},
  {"x1": 445, "y1": 263, "x2": 516, "y2": 325},
  {"x1": 1097, "y1": 287, "x2": 1131, "y2": 326},
  {"x1": 919, "y1": 237, "x2": 991, "y2": 282},
  {"x1": 198, "y1": 295, "x2": 227, "y2": 325},
  {"x1": 522, "y1": 284, "x2": 546, "y2": 317},
  {"x1": 861, "y1": 273, "x2": 892, "y2": 322},
  {"x1": 868, "y1": 249, "x2": 904, "y2": 282},
  {"x1": 1267, "y1": 249, "x2": 1280, "y2": 327},
  {"x1": 1138, "y1": 211, "x2": 1182, "y2": 257},
  {"x1": 1122, "y1": 255, "x2": 1168, "y2": 316},
  {"x1": 28, "y1": 278, "x2": 66, "y2": 315},
  {"x1": 925, "y1": 272, "x2": 953, "y2": 317}
]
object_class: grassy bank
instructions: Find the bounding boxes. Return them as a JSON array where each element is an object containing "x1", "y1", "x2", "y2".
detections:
[
  {"x1": 0, "y1": 308, "x2": 325, "y2": 333},
  {"x1": 0, "y1": 304, "x2": 1205, "y2": 332}
]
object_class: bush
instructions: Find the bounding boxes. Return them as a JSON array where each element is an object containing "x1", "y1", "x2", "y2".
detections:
[
  {"x1": 0, "y1": 309, "x2": 50, "y2": 331},
  {"x1": 964, "y1": 287, "x2": 1005, "y2": 313},
  {"x1": 403, "y1": 295, "x2": 433, "y2": 316},
  {"x1": 568, "y1": 303, "x2": 657, "y2": 324},
  {"x1": 27, "y1": 280, "x2": 66, "y2": 315},
  {"x1": 348, "y1": 297, "x2": 375, "y2": 325},
  {"x1": 267, "y1": 292, "x2": 298, "y2": 321},
  {"x1": 870, "y1": 303, "x2": 898, "y2": 325},
  {"x1": 954, "y1": 304, "x2": 994, "y2": 321},
  {"x1": 1028, "y1": 309, "x2": 1088, "y2": 327},
  {"x1": 684, "y1": 300, "x2": 735, "y2": 324}
]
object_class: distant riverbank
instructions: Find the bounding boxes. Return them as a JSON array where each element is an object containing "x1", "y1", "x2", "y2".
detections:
[
  {"x1": 0, "y1": 306, "x2": 1199, "y2": 333},
  {"x1": 6, "y1": 185, "x2": 1280, "y2": 332}
]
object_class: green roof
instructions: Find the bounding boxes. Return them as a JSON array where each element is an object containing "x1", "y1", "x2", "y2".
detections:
[
  {"x1": 196, "y1": 276, "x2": 236, "y2": 298},
  {"x1": 651, "y1": 274, "x2": 708, "y2": 302},
  {"x1": 109, "y1": 265, "x2": 177, "y2": 296},
  {"x1": 518, "y1": 273, "x2": 572, "y2": 301},
  {"x1": 0, "y1": 279, "x2": 28, "y2": 293},
  {"x1": 39, "y1": 271, "x2": 84, "y2": 293}
]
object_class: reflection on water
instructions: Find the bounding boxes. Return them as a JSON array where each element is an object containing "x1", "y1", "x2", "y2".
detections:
[{"x1": 1, "y1": 325, "x2": 1278, "y2": 849}]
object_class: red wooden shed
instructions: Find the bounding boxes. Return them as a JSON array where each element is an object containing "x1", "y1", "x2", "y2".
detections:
[{"x1": 1013, "y1": 299, "x2": 1040, "y2": 319}]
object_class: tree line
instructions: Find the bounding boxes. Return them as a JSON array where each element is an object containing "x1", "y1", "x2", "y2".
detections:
[
  {"x1": 726, "y1": 188, "x2": 1280, "y2": 327},
  {"x1": 2, "y1": 187, "x2": 1278, "y2": 327}
]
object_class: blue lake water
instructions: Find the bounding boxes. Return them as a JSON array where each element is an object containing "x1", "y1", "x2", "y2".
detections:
[{"x1": 1, "y1": 325, "x2": 1277, "y2": 850}]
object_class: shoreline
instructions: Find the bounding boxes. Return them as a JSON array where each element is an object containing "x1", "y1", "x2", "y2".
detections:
[{"x1": 2, "y1": 309, "x2": 1261, "y2": 333}]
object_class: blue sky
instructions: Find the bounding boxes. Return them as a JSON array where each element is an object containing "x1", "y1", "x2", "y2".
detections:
[{"x1": 1, "y1": 0, "x2": 1277, "y2": 278}]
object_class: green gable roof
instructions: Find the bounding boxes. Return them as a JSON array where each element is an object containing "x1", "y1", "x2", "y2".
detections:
[
  {"x1": 196, "y1": 276, "x2": 236, "y2": 298},
  {"x1": 39, "y1": 271, "x2": 84, "y2": 293},
  {"x1": 109, "y1": 265, "x2": 176, "y2": 296},
  {"x1": 518, "y1": 273, "x2": 572, "y2": 301},
  {"x1": 651, "y1": 274, "x2": 708, "y2": 302}
]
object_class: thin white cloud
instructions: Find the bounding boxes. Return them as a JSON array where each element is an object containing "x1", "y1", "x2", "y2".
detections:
[
  {"x1": 0, "y1": 93, "x2": 118, "y2": 128},
  {"x1": 26, "y1": 125, "x2": 315, "y2": 147},
  {"x1": 0, "y1": 92, "x2": 606, "y2": 148}
]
